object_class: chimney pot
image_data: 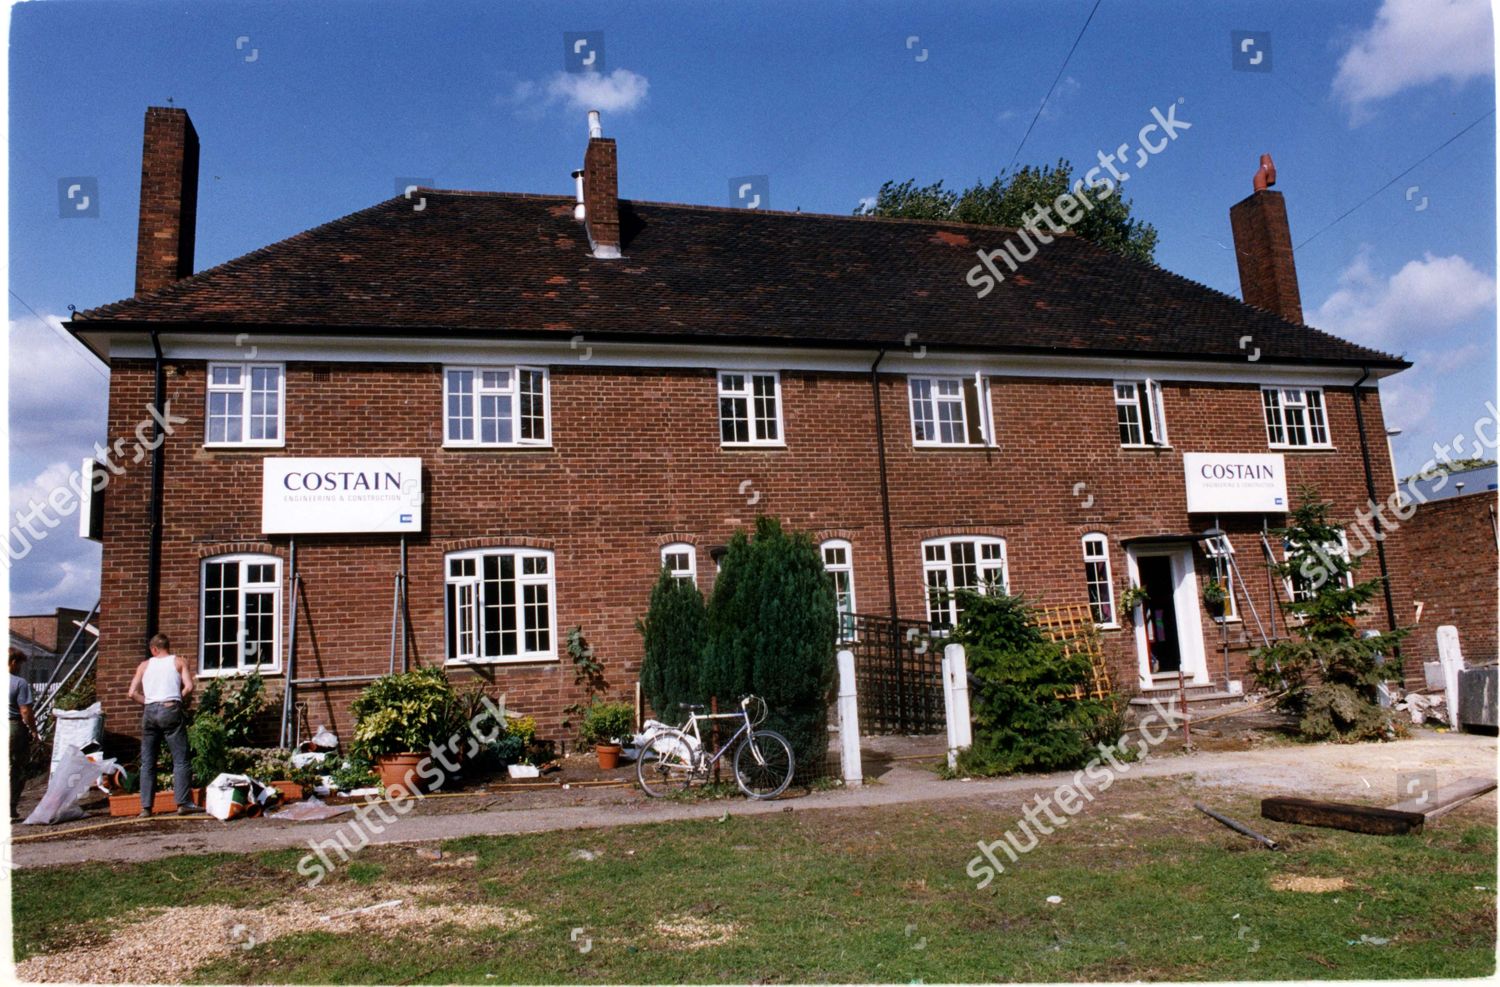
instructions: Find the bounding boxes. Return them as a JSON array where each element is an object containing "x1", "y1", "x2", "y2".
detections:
[
  {"x1": 134, "y1": 106, "x2": 200, "y2": 296},
  {"x1": 587, "y1": 109, "x2": 603, "y2": 139},
  {"x1": 1229, "y1": 157, "x2": 1302, "y2": 324}
]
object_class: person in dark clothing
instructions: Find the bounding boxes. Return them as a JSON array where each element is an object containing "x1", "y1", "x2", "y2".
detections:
[{"x1": 9, "y1": 647, "x2": 40, "y2": 822}]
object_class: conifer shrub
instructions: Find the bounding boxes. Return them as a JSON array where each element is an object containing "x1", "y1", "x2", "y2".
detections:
[
  {"x1": 946, "y1": 590, "x2": 1118, "y2": 776},
  {"x1": 702, "y1": 517, "x2": 838, "y2": 774},
  {"x1": 1248, "y1": 490, "x2": 1405, "y2": 742},
  {"x1": 637, "y1": 568, "x2": 709, "y2": 723}
]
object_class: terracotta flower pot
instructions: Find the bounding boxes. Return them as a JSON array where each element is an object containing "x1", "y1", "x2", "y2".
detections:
[
  {"x1": 375, "y1": 752, "x2": 429, "y2": 794},
  {"x1": 270, "y1": 780, "x2": 305, "y2": 801},
  {"x1": 108, "y1": 788, "x2": 205, "y2": 817},
  {"x1": 595, "y1": 744, "x2": 623, "y2": 770}
]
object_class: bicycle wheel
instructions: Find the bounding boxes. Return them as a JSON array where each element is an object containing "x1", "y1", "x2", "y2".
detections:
[
  {"x1": 732, "y1": 729, "x2": 794, "y2": 799},
  {"x1": 636, "y1": 729, "x2": 698, "y2": 797}
]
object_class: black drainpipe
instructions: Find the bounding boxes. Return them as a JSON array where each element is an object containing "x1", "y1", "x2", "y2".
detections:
[
  {"x1": 870, "y1": 349, "x2": 899, "y2": 619},
  {"x1": 1351, "y1": 367, "x2": 1400, "y2": 651},
  {"x1": 145, "y1": 330, "x2": 167, "y2": 640}
]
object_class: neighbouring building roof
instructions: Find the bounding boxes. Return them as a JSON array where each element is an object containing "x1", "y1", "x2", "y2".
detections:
[
  {"x1": 1407, "y1": 465, "x2": 1500, "y2": 504},
  {"x1": 72, "y1": 191, "x2": 1405, "y2": 369}
]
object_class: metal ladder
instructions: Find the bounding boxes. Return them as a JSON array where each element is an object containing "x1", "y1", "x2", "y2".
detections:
[{"x1": 30, "y1": 600, "x2": 101, "y2": 749}]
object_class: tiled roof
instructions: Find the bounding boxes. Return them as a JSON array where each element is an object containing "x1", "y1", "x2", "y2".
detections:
[{"x1": 73, "y1": 191, "x2": 1405, "y2": 368}]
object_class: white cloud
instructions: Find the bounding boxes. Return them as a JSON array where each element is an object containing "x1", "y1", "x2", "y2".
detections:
[
  {"x1": 8, "y1": 314, "x2": 108, "y2": 449},
  {"x1": 1310, "y1": 248, "x2": 1495, "y2": 350},
  {"x1": 511, "y1": 69, "x2": 651, "y2": 117},
  {"x1": 1379, "y1": 377, "x2": 1435, "y2": 432},
  {"x1": 6, "y1": 459, "x2": 101, "y2": 613},
  {"x1": 1332, "y1": 0, "x2": 1494, "y2": 120}
]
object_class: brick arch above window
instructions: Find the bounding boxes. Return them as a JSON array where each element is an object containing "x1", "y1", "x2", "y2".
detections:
[
  {"x1": 195, "y1": 541, "x2": 282, "y2": 560},
  {"x1": 438, "y1": 535, "x2": 556, "y2": 553},
  {"x1": 810, "y1": 527, "x2": 861, "y2": 545},
  {"x1": 653, "y1": 532, "x2": 699, "y2": 547},
  {"x1": 914, "y1": 525, "x2": 1008, "y2": 542}
]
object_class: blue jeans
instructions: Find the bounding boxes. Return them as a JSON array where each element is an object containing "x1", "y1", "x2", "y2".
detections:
[{"x1": 140, "y1": 702, "x2": 192, "y2": 809}]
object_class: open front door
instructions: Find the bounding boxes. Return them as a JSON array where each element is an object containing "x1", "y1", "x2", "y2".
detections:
[{"x1": 1127, "y1": 544, "x2": 1210, "y2": 689}]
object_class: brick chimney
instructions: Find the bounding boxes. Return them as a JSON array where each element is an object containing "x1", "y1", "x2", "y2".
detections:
[
  {"x1": 581, "y1": 110, "x2": 621, "y2": 259},
  {"x1": 135, "y1": 106, "x2": 200, "y2": 296},
  {"x1": 1228, "y1": 155, "x2": 1302, "y2": 324}
]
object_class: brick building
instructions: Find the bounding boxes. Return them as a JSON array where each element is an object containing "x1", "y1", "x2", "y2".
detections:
[
  {"x1": 1388, "y1": 473, "x2": 1499, "y2": 667},
  {"x1": 68, "y1": 107, "x2": 1412, "y2": 749}
]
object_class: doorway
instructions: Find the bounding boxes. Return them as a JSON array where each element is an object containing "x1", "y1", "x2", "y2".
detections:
[
  {"x1": 1137, "y1": 556, "x2": 1181, "y2": 674},
  {"x1": 1127, "y1": 544, "x2": 1210, "y2": 689}
]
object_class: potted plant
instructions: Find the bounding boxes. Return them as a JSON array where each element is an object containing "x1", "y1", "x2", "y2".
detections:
[
  {"x1": 1202, "y1": 578, "x2": 1228, "y2": 618},
  {"x1": 350, "y1": 667, "x2": 462, "y2": 793},
  {"x1": 107, "y1": 770, "x2": 206, "y2": 817},
  {"x1": 580, "y1": 701, "x2": 635, "y2": 770},
  {"x1": 1119, "y1": 583, "x2": 1150, "y2": 613},
  {"x1": 496, "y1": 715, "x2": 542, "y2": 778}
]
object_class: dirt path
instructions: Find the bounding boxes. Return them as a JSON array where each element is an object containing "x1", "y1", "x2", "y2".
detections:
[{"x1": 11, "y1": 731, "x2": 1494, "y2": 870}]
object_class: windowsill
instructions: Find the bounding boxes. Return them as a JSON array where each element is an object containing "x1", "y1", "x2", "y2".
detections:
[
  {"x1": 1119, "y1": 444, "x2": 1173, "y2": 452},
  {"x1": 912, "y1": 442, "x2": 997, "y2": 451},
  {"x1": 1096, "y1": 622, "x2": 1123, "y2": 631},
  {"x1": 442, "y1": 443, "x2": 554, "y2": 451},
  {"x1": 1269, "y1": 444, "x2": 1337, "y2": 452},
  {"x1": 203, "y1": 442, "x2": 285, "y2": 451},
  {"x1": 197, "y1": 665, "x2": 281, "y2": 679},
  {"x1": 720, "y1": 442, "x2": 787, "y2": 450},
  {"x1": 1212, "y1": 616, "x2": 1243, "y2": 625},
  {"x1": 445, "y1": 656, "x2": 559, "y2": 667}
]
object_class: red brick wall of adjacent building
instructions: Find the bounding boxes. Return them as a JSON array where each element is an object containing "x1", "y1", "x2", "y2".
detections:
[
  {"x1": 1387, "y1": 493, "x2": 1498, "y2": 668},
  {"x1": 93, "y1": 357, "x2": 1407, "y2": 751}
]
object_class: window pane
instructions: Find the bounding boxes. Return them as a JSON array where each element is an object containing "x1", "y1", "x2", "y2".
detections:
[
  {"x1": 752, "y1": 374, "x2": 778, "y2": 441},
  {"x1": 910, "y1": 379, "x2": 936, "y2": 442},
  {"x1": 448, "y1": 371, "x2": 474, "y2": 442},
  {"x1": 720, "y1": 396, "x2": 750, "y2": 443},
  {"x1": 519, "y1": 370, "x2": 546, "y2": 441},
  {"x1": 210, "y1": 366, "x2": 242, "y2": 386},
  {"x1": 479, "y1": 394, "x2": 514, "y2": 444},
  {"x1": 523, "y1": 583, "x2": 550, "y2": 653}
]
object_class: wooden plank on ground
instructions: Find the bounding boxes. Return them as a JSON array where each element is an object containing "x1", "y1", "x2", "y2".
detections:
[
  {"x1": 1387, "y1": 776, "x2": 1497, "y2": 819},
  {"x1": 1261, "y1": 796, "x2": 1426, "y2": 836}
]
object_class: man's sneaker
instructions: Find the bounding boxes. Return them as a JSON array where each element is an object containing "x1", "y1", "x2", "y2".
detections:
[
  {"x1": 138, "y1": 809, "x2": 152, "y2": 818},
  {"x1": 176, "y1": 803, "x2": 205, "y2": 816}
]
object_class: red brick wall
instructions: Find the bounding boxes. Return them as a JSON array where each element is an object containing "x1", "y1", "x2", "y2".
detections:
[
  {"x1": 134, "y1": 107, "x2": 199, "y2": 295},
  {"x1": 95, "y1": 357, "x2": 1406, "y2": 751},
  {"x1": 1387, "y1": 493, "x2": 1498, "y2": 667}
]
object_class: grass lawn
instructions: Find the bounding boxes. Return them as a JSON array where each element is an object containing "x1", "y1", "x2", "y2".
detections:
[{"x1": 12, "y1": 776, "x2": 1496, "y2": 983}]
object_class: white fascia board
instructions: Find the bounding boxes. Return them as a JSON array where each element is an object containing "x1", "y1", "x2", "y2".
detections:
[{"x1": 85, "y1": 330, "x2": 1397, "y2": 389}]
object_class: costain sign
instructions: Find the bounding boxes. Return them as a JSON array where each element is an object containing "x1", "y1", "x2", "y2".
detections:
[
  {"x1": 262, "y1": 457, "x2": 423, "y2": 534},
  {"x1": 1183, "y1": 452, "x2": 1287, "y2": 513}
]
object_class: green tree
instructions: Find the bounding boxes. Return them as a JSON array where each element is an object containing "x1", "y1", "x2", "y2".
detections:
[
  {"x1": 702, "y1": 516, "x2": 838, "y2": 774},
  {"x1": 1249, "y1": 490, "x2": 1405, "y2": 742},
  {"x1": 947, "y1": 591, "x2": 1115, "y2": 776},
  {"x1": 855, "y1": 161, "x2": 1159, "y2": 264},
  {"x1": 637, "y1": 569, "x2": 709, "y2": 724}
]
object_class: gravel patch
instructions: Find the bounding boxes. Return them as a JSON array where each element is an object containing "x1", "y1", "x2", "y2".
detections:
[{"x1": 17, "y1": 881, "x2": 532, "y2": 983}]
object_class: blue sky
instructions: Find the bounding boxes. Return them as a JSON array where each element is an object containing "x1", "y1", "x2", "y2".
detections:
[{"x1": 6, "y1": 0, "x2": 1496, "y2": 614}]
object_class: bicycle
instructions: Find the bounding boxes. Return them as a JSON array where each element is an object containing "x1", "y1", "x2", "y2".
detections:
[{"x1": 636, "y1": 695, "x2": 795, "y2": 800}]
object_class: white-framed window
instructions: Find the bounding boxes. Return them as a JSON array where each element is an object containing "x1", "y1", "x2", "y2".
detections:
[
  {"x1": 661, "y1": 543, "x2": 697, "y2": 587},
  {"x1": 1114, "y1": 379, "x2": 1167, "y2": 447},
  {"x1": 1262, "y1": 386, "x2": 1330, "y2": 448},
  {"x1": 445, "y1": 548, "x2": 557, "y2": 663},
  {"x1": 718, "y1": 371, "x2": 783, "y2": 446},
  {"x1": 1284, "y1": 531, "x2": 1353, "y2": 604},
  {"x1": 206, "y1": 363, "x2": 284, "y2": 446},
  {"x1": 922, "y1": 536, "x2": 1008, "y2": 628},
  {"x1": 1082, "y1": 534, "x2": 1116, "y2": 626},
  {"x1": 909, "y1": 375, "x2": 994, "y2": 447},
  {"x1": 200, "y1": 554, "x2": 282, "y2": 675},
  {"x1": 1202, "y1": 534, "x2": 1239, "y2": 622},
  {"x1": 821, "y1": 539, "x2": 858, "y2": 641},
  {"x1": 444, "y1": 366, "x2": 550, "y2": 447}
]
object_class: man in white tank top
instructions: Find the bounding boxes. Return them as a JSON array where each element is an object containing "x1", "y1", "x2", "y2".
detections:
[{"x1": 127, "y1": 633, "x2": 203, "y2": 816}]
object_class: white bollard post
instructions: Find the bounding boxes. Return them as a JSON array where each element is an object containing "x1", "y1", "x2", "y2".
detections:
[
  {"x1": 1437, "y1": 625, "x2": 1465, "y2": 728},
  {"x1": 836, "y1": 649, "x2": 862, "y2": 787},
  {"x1": 943, "y1": 643, "x2": 973, "y2": 769}
]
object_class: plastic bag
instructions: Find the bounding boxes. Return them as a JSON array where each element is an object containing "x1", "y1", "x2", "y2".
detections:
[
  {"x1": 205, "y1": 773, "x2": 280, "y2": 820},
  {"x1": 273, "y1": 796, "x2": 354, "y2": 822},
  {"x1": 24, "y1": 745, "x2": 120, "y2": 825}
]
